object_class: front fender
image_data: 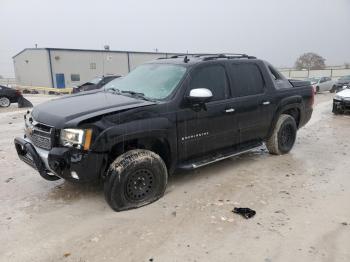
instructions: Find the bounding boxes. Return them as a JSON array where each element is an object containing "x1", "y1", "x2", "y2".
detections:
[{"x1": 91, "y1": 117, "x2": 176, "y2": 153}]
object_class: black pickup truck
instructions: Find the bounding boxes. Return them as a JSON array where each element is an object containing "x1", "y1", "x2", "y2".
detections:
[{"x1": 14, "y1": 54, "x2": 313, "y2": 211}]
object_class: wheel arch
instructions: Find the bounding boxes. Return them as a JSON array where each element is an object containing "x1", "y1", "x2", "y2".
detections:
[
  {"x1": 267, "y1": 99, "x2": 302, "y2": 139},
  {"x1": 108, "y1": 135, "x2": 173, "y2": 171}
]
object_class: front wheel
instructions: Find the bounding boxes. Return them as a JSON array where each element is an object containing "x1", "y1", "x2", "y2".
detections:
[
  {"x1": 330, "y1": 85, "x2": 336, "y2": 93},
  {"x1": 266, "y1": 114, "x2": 297, "y2": 155},
  {"x1": 104, "y1": 149, "x2": 168, "y2": 211},
  {"x1": 0, "y1": 96, "x2": 11, "y2": 107}
]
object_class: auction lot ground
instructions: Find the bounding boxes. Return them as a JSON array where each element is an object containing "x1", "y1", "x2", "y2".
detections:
[{"x1": 0, "y1": 93, "x2": 349, "y2": 262}]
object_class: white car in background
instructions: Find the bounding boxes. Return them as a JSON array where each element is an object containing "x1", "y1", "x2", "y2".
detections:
[
  {"x1": 308, "y1": 77, "x2": 337, "y2": 93},
  {"x1": 332, "y1": 88, "x2": 350, "y2": 114}
]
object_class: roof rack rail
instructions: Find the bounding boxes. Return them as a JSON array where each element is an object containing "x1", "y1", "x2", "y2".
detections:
[
  {"x1": 201, "y1": 54, "x2": 256, "y2": 61},
  {"x1": 156, "y1": 53, "x2": 257, "y2": 61}
]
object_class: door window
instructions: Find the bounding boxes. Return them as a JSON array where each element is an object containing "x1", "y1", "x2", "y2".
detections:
[
  {"x1": 189, "y1": 65, "x2": 228, "y2": 101},
  {"x1": 229, "y1": 63, "x2": 265, "y2": 96}
]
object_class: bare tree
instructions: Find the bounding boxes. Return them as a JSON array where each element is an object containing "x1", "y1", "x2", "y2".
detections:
[{"x1": 295, "y1": 52, "x2": 326, "y2": 70}]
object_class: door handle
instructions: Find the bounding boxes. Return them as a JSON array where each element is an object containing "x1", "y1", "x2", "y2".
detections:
[
  {"x1": 262, "y1": 101, "x2": 270, "y2": 105},
  {"x1": 225, "y1": 108, "x2": 235, "y2": 113}
]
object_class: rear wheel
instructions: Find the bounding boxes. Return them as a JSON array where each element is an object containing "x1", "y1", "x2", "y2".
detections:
[
  {"x1": 330, "y1": 85, "x2": 336, "y2": 93},
  {"x1": 266, "y1": 114, "x2": 297, "y2": 155},
  {"x1": 104, "y1": 149, "x2": 168, "y2": 211},
  {"x1": 0, "y1": 96, "x2": 10, "y2": 107}
]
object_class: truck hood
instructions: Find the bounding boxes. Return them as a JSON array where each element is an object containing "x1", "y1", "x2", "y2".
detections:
[{"x1": 31, "y1": 90, "x2": 156, "y2": 128}]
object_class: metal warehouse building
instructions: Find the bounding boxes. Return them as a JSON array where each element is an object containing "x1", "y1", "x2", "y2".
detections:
[{"x1": 13, "y1": 48, "x2": 181, "y2": 88}]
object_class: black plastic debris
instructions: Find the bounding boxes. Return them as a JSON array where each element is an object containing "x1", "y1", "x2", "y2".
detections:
[
  {"x1": 5, "y1": 177, "x2": 14, "y2": 183},
  {"x1": 233, "y1": 207, "x2": 256, "y2": 219},
  {"x1": 18, "y1": 97, "x2": 33, "y2": 108}
]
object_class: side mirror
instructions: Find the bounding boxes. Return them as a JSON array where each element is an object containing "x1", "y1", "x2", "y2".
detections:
[{"x1": 187, "y1": 88, "x2": 213, "y2": 104}]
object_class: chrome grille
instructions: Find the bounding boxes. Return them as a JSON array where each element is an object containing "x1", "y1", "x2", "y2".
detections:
[
  {"x1": 31, "y1": 131, "x2": 52, "y2": 150},
  {"x1": 26, "y1": 120, "x2": 53, "y2": 150}
]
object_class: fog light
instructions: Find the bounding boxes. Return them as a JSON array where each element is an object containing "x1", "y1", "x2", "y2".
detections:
[{"x1": 71, "y1": 171, "x2": 79, "y2": 180}]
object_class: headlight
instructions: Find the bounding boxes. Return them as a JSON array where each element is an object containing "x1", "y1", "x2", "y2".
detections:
[
  {"x1": 60, "y1": 128, "x2": 93, "y2": 150},
  {"x1": 334, "y1": 95, "x2": 343, "y2": 101}
]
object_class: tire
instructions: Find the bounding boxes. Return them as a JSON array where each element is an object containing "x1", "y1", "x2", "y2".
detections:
[
  {"x1": 0, "y1": 96, "x2": 11, "y2": 107},
  {"x1": 330, "y1": 85, "x2": 336, "y2": 93},
  {"x1": 266, "y1": 114, "x2": 297, "y2": 155},
  {"x1": 316, "y1": 86, "x2": 320, "y2": 93},
  {"x1": 104, "y1": 149, "x2": 168, "y2": 211}
]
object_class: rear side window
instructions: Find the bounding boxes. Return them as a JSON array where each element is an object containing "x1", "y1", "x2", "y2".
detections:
[
  {"x1": 190, "y1": 65, "x2": 228, "y2": 101},
  {"x1": 229, "y1": 63, "x2": 265, "y2": 97},
  {"x1": 268, "y1": 66, "x2": 282, "y2": 80}
]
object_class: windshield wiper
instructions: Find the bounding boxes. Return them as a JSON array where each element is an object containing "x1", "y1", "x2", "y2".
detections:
[
  {"x1": 106, "y1": 89, "x2": 155, "y2": 101},
  {"x1": 121, "y1": 90, "x2": 145, "y2": 96},
  {"x1": 106, "y1": 88, "x2": 121, "y2": 94},
  {"x1": 121, "y1": 90, "x2": 154, "y2": 101}
]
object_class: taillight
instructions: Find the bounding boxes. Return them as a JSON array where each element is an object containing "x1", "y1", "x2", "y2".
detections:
[{"x1": 15, "y1": 89, "x2": 22, "y2": 96}]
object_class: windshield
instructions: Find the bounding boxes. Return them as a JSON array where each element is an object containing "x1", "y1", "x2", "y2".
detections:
[
  {"x1": 104, "y1": 64, "x2": 187, "y2": 99},
  {"x1": 339, "y1": 75, "x2": 350, "y2": 81},
  {"x1": 308, "y1": 77, "x2": 320, "y2": 84},
  {"x1": 89, "y1": 77, "x2": 102, "y2": 84}
]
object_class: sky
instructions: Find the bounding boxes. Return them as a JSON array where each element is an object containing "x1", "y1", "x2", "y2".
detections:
[{"x1": 0, "y1": 0, "x2": 349, "y2": 77}]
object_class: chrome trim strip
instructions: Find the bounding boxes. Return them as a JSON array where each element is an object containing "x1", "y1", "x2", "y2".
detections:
[{"x1": 192, "y1": 146, "x2": 261, "y2": 169}]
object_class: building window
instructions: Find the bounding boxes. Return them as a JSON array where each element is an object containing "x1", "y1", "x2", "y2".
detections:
[
  {"x1": 71, "y1": 74, "x2": 80, "y2": 82},
  {"x1": 90, "y1": 62, "x2": 96, "y2": 70}
]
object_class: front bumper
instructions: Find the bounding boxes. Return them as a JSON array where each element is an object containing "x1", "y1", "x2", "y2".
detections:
[
  {"x1": 14, "y1": 137, "x2": 107, "y2": 183},
  {"x1": 333, "y1": 99, "x2": 350, "y2": 112}
]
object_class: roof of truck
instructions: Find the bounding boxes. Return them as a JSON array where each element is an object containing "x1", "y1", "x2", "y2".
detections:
[{"x1": 151, "y1": 54, "x2": 258, "y2": 66}]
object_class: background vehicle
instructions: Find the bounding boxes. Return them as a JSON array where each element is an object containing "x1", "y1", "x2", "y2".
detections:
[
  {"x1": 307, "y1": 77, "x2": 336, "y2": 93},
  {"x1": 0, "y1": 85, "x2": 22, "y2": 107},
  {"x1": 333, "y1": 88, "x2": 350, "y2": 114},
  {"x1": 72, "y1": 75, "x2": 121, "y2": 93},
  {"x1": 14, "y1": 54, "x2": 313, "y2": 211},
  {"x1": 334, "y1": 75, "x2": 350, "y2": 92}
]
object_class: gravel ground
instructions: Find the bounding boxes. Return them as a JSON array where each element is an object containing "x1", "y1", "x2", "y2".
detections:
[{"x1": 0, "y1": 93, "x2": 349, "y2": 262}]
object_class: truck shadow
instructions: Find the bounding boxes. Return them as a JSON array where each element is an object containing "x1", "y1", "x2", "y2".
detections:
[
  {"x1": 167, "y1": 148, "x2": 269, "y2": 188},
  {"x1": 46, "y1": 148, "x2": 269, "y2": 203},
  {"x1": 46, "y1": 181, "x2": 103, "y2": 202}
]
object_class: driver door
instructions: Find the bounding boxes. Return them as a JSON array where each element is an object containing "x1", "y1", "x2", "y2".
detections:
[{"x1": 177, "y1": 64, "x2": 239, "y2": 161}]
